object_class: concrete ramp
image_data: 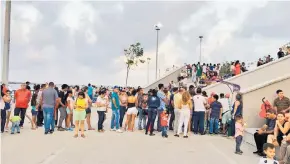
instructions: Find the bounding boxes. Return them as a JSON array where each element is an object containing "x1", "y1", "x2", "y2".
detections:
[
  {"x1": 143, "y1": 66, "x2": 185, "y2": 92},
  {"x1": 193, "y1": 55, "x2": 290, "y2": 95},
  {"x1": 241, "y1": 74, "x2": 290, "y2": 128}
]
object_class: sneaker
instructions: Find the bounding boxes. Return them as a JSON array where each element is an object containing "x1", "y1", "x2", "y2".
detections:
[
  {"x1": 44, "y1": 131, "x2": 49, "y2": 135},
  {"x1": 49, "y1": 130, "x2": 54, "y2": 134},
  {"x1": 174, "y1": 134, "x2": 179, "y2": 137},
  {"x1": 235, "y1": 151, "x2": 243, "y2": 155},
  {"x1": 253, "y1": 151, "x2": 260, "y2": 154},
  {"x1": 116, "y1": 129, "x2": 123, "y2": 133},
  {"x1": 68, "y1": 128, "x2": 74, "y2": 131},
  {"x1": 11, "y1": 132, "x2": 14, "y2": 134},
  {"x1": 183, "y1": 136, "x2": 188, "y2": 138},
  {"x1": 149, "y1": 133, "x2": 155, "y2": 136},
  {"x1": 165, "y1": 135, "x2": 168, "y2": 138},
  {"x1": 17, "y1": 131, "x2": 20, "y2": 134},
  {"x1": 110, "y1": 128, "x2": 116, "y2": 131},
  {"x1": 58, "y1": 127, "x2": 65, "y2": 131}
]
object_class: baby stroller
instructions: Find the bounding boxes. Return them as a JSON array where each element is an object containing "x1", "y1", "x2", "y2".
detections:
[{"x1": 259, "y1": 97, "x2": 273, "y2": 118}]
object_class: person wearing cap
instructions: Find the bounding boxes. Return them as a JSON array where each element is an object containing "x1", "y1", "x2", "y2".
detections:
[{"x1": 110, "y1": 86, "x2": 122, "y2": 133}]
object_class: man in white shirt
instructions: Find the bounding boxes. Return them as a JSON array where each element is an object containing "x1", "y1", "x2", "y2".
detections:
[
  {"x1": 192, "y1": 87, "x2": 207, "y2": 135},
  {"x1": 219, "y1": 93, "x2": 232, "y2": 134}
]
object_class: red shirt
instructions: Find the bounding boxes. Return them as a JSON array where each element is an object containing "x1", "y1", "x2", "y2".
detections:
[
  {"x1": 160, "y1": 112, "x2": 168, "y2": 127},
  {"x1": 15, "y1": 89, "x2": 31, "y2": 108}
]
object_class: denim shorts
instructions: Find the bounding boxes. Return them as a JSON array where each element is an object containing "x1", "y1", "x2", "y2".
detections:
[
  {"x1": 66, "y1": 108, "x2": 72, "y2": 115},
  {"x1": 86, "y1": 108, "x2": 91, "y2": 114},
  {"x1": 31, "y1": 110, "x2": 38, "y2": 116}
]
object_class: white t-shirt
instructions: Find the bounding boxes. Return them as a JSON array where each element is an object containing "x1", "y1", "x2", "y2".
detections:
[
  {"x1": 219, "y1": 98, "x2": 230, "y2": 112},
  {"x1": 202, "y1": 65, "x2": 207, "y2": 73},
  {"x1": 193, "y1": 95, "x2": 207, "y2": 112},
  {"x1": 258, "y1": 157, "x2": 279, "y2": 164},
  {"x1": 67, "y1": 97, "x2": 74, "y2": 110},
  {"x1": 96, "y1": 96, "x2": 107, "y2": 111}
]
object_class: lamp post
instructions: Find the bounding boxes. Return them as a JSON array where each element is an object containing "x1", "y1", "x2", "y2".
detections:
[
  {"x1": 155, "y1": 24, "x2": 160, "y2": 80},
  {"x1": 1, "y1": 0, "x2": 11, "y2": 85},
  {"x1": 147, "y1": 57, "x2": 151, "y2": 84},
  {"x1": 199, "y1": 36, "x2": 203, "y2": 64}
]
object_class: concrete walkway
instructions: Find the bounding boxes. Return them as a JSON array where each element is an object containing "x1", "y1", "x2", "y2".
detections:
[{"x1": 1, "y1": 108, "x2": 261, "y2": 164}]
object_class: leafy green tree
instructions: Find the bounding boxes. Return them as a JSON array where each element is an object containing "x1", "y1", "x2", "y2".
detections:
[{"x1": 124, "y1": 42, "x2": 144, "y2": 86}]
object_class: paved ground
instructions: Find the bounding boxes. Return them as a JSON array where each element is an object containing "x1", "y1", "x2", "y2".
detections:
[{"x1": 1, "y1": 108, "x2": 260, "y2": 164}]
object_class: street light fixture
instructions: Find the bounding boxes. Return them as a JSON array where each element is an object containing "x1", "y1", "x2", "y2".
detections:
[
  {"x1": 199, "y1": 36, "x2": 203, "y2": 64},
  {"x1": 155, "y1": 24, "x2": 161, "y2": 80}
]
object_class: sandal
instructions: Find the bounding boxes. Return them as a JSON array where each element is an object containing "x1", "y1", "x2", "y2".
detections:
[
  {"x1": 81, "y1": 134, "x2": 86, "y2": 138},
  {"x1": 73, "y1": 134, "x2": 78, "y2": 138},
  {"x1": 88, "y1": 128, "x2": 95, "y2": 131}
]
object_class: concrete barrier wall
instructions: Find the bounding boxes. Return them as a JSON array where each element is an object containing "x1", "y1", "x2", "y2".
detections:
[
  {"x1": 190, "y1": 55, "x2": 290, "y2": 95},
  {"x1": 143, "y1": 66, "x2": 185, "y2": 92},
  {"x1": 241, "y1": 75, "x2": 290, "y2": 128}
]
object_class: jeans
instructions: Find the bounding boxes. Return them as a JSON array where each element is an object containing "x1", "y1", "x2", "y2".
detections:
[
  {"x1": 58, "y1": 107, "x2": 67, "y2": 127},
  {"x1": 236, "y1": 135, "x2": 243, "y2": 152},
  {"x1": 11, "y1": 121, "x2": 20, "y2": 133},
  {"x1": 161, "y1": 126, "x2": 168, "y2": 136},
  {"x1": 110, "y1": 110, "x2": 120, "y2": 130},
  {"x1": 97, "y1": 111, "x2": 105, "y2": 130},
  {"x1": 146, "y1": 108, "x2": 157, "y2": 134},
  {"x1": 209, "y1": 117, "x2": 219, "y2": 134},
  {"x1": 193, "y1": 111, "x2": 205, "y2": 134},
  {"x1": 14, "y1": 108, "x2": 27, "y2": 127},
  {"x1": 119, "y1": 106, "x2": 126, "y2": 127},
  {"x1": 169, "y1": 109, "x2": 175, "y2": 130},
  {"x1": 43, "y1": 107, "x2": 55, "y2": 133},
  {"x1": 137, "y1": 108, "x2": 146, "y2": 130},
  {"x1": 1, "y1": 109, "x2": 6, "y2": 132},
  {"x1": 157, "y1": 110, "x2": 163, "y2": 131}
]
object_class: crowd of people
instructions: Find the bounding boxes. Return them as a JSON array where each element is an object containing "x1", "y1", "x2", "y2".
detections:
[
  {"x1": 175, "y1": 47, "x2": 289, "y2": 89},
  {"x1": 1, "y1": 78, "x2": 290, "y2": 163}
]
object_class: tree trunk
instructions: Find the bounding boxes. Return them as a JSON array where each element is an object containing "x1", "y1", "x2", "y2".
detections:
[{"x1": 125, "y1": 66, "x2": 130, "y2": 87}]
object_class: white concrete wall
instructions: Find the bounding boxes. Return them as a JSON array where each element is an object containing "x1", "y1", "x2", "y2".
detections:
[
  {"x1": 143, "y1": 66, "x2": 185, "y2": 92},
  {"x1": 188, "y1": 55, "x2": 290, "y2": 95},
  {"x1": 241, "y1": 75, "x2": 290, "y2": 128}
]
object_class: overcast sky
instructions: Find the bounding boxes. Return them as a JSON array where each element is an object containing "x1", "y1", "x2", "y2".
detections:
[{"x1": 0, "y1": 1, "x2": 289, "y2": 86}]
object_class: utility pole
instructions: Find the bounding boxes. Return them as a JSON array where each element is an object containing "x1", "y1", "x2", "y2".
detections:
[{"x1": 1, "y1": 0, "x2": 12, "y2": 85}]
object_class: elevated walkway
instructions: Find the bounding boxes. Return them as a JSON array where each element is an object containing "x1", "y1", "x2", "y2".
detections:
[
  {"x1": 188, "y1": 55, "x2": 290, "y2": 95},
  {"x1": 143, "y1": 66, "x2": 185, "y2": 92}
]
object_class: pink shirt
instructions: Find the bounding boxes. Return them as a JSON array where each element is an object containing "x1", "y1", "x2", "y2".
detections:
[{"x1": 235, "y1": 122, "x2": 244, "y2": 137}]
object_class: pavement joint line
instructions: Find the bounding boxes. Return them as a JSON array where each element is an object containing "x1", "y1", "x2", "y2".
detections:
[{"x1": 38, "y1": 147, "x2": 65, "y2": 164}]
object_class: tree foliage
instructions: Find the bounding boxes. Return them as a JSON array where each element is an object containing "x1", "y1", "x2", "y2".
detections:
[{"x1": 124, "y1": 42, "x2": 144, "y2": 86}]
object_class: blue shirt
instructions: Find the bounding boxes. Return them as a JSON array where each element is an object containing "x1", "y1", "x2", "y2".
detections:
[
  {"x1": 157, "y1": 90, "x2": 166, "y2": 110},
  {"x1": 266, "y1": 118, "x2": 276, "y2": 131},
  {"x1": 148, "y1": 96, "x2": 160, "y2": 109},
  {"x1": 111, "y1": 92, "x2": 120, "y2": 110},
  {"x1": 210, "y1": 101, "x2": 222, "y2": 119},
  {"x1": 88, "y1": 86, "x2": 93, "y2": 96}
]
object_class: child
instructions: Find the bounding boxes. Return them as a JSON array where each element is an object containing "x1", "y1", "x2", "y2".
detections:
[
  {"x1": 10, "y1": 116, "x2": 21, "y2": 134},
  {"x1": 66, "y1": 90, "x2": 74, "y2": 131},
  {"x1": 209, "y1": 94, "x2": 222, "y2": 135},
  {"x1": 235, "y1": 115, "x2": 244, "y2": 155},
  {"x1": 258, "y1": 143, "x2": 279, "y2": 164},
  {"x1": 160, "y1": 110, "x2": 169, "y2": 138}
]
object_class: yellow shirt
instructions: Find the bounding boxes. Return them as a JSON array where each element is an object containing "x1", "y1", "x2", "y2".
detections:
[
  {"x1": 174, "y1": 93, "x2": 182, "y2": 109},
  {"x1": 75, "y1": 98, "x2": 87, "y2": 111}
]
